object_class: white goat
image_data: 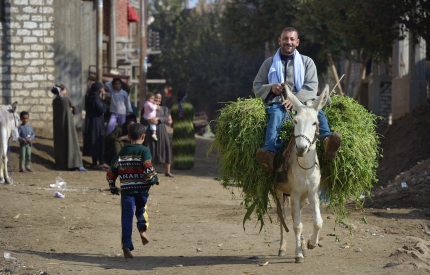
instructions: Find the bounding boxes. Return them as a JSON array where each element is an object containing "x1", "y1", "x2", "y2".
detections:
[{"x1": 275, "y1": 85, "x2": 330, "y2": 263}]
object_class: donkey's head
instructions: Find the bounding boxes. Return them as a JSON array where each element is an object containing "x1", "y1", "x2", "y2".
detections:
[{"x1": 286, "y1": 85, "x2": 330, "y2": 157}]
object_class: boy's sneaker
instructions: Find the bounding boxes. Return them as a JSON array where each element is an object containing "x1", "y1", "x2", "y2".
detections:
[{"x1": 152, "y1": 134, "x2": 158, "y2": 141}]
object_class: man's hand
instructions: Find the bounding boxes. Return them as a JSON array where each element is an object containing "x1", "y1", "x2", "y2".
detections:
[
  {"x1": 121, "y1": 135, "x2": 130, "y2": 141},
  {"x1": 271, "y1": 83, "x2": 283, "y2": 96},
  {"x1": 281, "y1": 99, "x2": 293, "y2": 110}
]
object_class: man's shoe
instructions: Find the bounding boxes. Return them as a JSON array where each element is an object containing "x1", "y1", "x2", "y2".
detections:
[
  {"x1": 323, "y1": 132, "x2": 342, "y2": 159},
  {"x1": 256, "y1": 148, "x2": 276, "y2": 173}
]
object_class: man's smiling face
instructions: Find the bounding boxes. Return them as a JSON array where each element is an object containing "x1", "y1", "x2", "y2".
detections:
[{"x1": 278, "y1": 30, "x2": 300, "y2": 56}]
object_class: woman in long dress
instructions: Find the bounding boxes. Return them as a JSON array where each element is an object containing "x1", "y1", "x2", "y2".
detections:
[
  {"x1": 51, "y1": 85, "x2": 87, "y2": 171},
  {"x1": 141, "y1": 92, "x2": 174, "y2": 177},
  {"x1": 83, "y1": 82, "x2": 109, "y2": 170},
  {"x1": 170, "y1": 91, "x2": 195, "y2": 170}
]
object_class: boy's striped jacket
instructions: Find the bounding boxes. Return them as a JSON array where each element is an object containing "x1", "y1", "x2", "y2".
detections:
[{"x1": 106, "y1": 144, "x2": 158, "y2": 194}]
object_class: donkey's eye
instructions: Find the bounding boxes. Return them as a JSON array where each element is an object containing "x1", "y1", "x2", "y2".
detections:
[
  {"x1": 293, "y1": 120, "x2": 297, "y2": 125},
  {"x1": 312, "y1": 122, "x2": 317, "y2": 126}
]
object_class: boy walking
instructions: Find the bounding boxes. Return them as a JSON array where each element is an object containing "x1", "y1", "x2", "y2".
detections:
[
  {"x1": 18, "y1": 111, "x2": 35, "y2": 172},
  {"x1": 106, "y1": 123, "x2": 160, "y2": 259}
]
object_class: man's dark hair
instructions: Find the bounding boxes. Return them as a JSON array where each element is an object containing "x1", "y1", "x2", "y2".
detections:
[
  {"x1": 20, "y1": 111, "x2": 29, "y2": 119},
  {"x1": 128, "y1": 123, "x2": 146, "y2": 141},
  {"x1": 281, "y1": 27, "x2": 299, "y2": 37}
]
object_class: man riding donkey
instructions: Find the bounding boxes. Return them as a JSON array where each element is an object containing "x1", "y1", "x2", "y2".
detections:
[{"x1": 253, "y1": 27, "x2": 341, "y2": 173}]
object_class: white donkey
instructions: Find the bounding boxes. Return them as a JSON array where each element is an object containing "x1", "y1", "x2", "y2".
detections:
[
  {"x1": 0, "y1": 102, "x2": 20, "y2": 184},
  {"x1": 275, "y1": 85, "x2": 330, "y2": 263}
]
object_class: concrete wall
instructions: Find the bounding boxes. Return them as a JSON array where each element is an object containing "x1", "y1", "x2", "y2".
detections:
[
  {"x1": 0, "y1": 0, "x2": 56, "y2": 129},
  {"x1": 0, "y1": 0, "x2": 99, "y2": 130},
  {"x1": 392, "y1": 34, "x2": 427, "y2": 120}
]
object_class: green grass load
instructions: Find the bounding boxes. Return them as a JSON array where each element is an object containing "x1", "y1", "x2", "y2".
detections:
[{"x1": 210, "y1": 95, "x2": 382, "y2": 231}]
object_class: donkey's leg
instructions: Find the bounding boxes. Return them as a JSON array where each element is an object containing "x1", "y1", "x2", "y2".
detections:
[
  {"x1": 307, "y1": 190, "x2": 323, "y2": 249},
  {"x1": 276, "y1": 191, "x2": 287, "y2": 257},
  {"x1": 291, "y1": 192, "x2": 304, "y2": 263}
]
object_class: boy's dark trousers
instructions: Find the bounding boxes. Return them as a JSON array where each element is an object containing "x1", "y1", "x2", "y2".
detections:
[
  {"x1": 19, "y1": 144, "x2": 31, "y2": 169},
  {"x1": 121, "y1": 192, "x2": 149, "y2": 251}
]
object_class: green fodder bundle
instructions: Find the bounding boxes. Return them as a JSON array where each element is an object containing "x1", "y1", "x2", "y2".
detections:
[
  {"x1": 209, "y1": 98, "x2": 277, "y2": 231},
  {"x1": 318, "y1": 94, "x2": 382, "y2": 222},
  {"x1": 210, "y1": 95, "x2": 381, "y2": 230}
]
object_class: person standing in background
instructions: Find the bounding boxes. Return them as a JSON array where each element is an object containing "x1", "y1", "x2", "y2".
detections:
[
  {"x1": 18, "y1": 111, "x2": 35, "y2": 173},
  {"x1": 83, "y1": 82, "x2": 109, "y2": 170},
  {"x1": 162, "y1": 86, "x2": 173, "y2": 111},
  {"x1": 105, "y1": 77, "x2": 133, "y2": 135},
  {"x1": 170, "y1": 90, "x2": 195, "y2": 169},
  {"x1": 51, "y1": 84, "x2": 87, "y2": 171},
  {"x1": 105, "y1": 115, "x2": 137, "y2": 165},
  {"x1": 141, "y1": 92, "x2": 174, "y2": 177}
]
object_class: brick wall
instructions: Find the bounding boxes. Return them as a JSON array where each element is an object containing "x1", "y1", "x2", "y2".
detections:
[
  {"x1": 117, "y1": 0, "x2": 129, "y2": 38},
  {"x1": 103, "y1": 0, "x2": 129, "y2": 38},
  {"x1": 0, "y1": 0, "x2": 55, "y2": 128}
]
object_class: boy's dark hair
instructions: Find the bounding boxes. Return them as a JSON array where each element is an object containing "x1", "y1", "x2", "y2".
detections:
[
  {"x1": 128, "y1": 123, "x2": 146, "y2": 140},
  {"x1": 146, "y1": 92, "x2": 155, "y2": 100},
  {"x1": 112, "y1": 77, "x2": 122, "y2": 85},
  {"x1": 20, "y1": 111, "x2": 29, "y2": 119}
]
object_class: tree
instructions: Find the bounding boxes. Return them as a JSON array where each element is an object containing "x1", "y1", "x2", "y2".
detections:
[
  {"x1": 222, "y1": 0, "x2": 430, "y2": 96},
  {"x1": 147, "y1": 0, "x2": 262, "y2": 118}
]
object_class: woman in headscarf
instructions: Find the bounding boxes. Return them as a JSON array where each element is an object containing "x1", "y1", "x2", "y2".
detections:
[
  {"x1": 83, "y1": 82, "x2": 109, "y2": 170},
  {"x1": 141, "y1": 92, "x2": 174, "y2": 177},
  {"x1": 105, "y1": 114, "x2": 137, "y2": 164},
  {"x1": 51, "y1": 84, "x2": 87, "y2": 171},
  {"x1": 170, "y1": 90, "x2": 195, "y2": 169}
]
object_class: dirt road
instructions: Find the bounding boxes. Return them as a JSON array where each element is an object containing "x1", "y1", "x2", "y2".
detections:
[{"x1": 0, "y1": 129, "x2": 429, "y2": 275}]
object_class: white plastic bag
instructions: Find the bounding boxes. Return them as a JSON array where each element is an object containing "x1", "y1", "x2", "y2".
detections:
[
  {"x1": 50, "y1": 177, "x2": 66, "y2": 189},
  {"x1": 54, "y1": 191, "x2": 65, "y2": 198}
]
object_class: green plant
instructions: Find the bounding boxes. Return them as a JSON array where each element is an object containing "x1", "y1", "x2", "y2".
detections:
[{"x1": 210, "y1": 95, "x2": 381, "y2": 231}]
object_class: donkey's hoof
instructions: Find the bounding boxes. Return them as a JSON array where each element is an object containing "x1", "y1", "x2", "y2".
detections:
[
  {"x1": 278, "y1": 250, "x2": 286, "y2": 257},
  {"x1": 295, "y1": 256, "x2": 304, "y2": 263},
  {"x1": 0, "y1": 179, "x2": 5, "y2": 184},
  {"x1": 307, "y1": 240, "x2": 317, "y2": 250}
]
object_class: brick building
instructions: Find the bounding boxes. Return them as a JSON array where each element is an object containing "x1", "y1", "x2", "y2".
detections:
[{"x1": 0, "y1": 0, "x2": 139, "y2": 130}]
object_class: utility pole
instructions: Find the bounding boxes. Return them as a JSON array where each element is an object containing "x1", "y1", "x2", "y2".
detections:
[
  {"x1": 109, "y1": 0, "x2": 117, "y2": 69},
  {"x1": 139, "y1": 0, "x2": 147, "y2": 111},
  {"x1": 96, "y1": 0, "x2": 103, "y2": 82}
]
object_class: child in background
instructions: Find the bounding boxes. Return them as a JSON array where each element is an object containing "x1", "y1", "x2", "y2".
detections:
[
  {"x1": 106, "y1": 123, "x2": 160, "y2": 259},
  {"x1": 142, "y1": 92, "x2": 158, "y2": 141},
  {"x1": 18, "y1": 111, "x2": 35, "y2": 172},
  {"x1": 106, "y1": 77, "x2": 133, "y2": 135}
]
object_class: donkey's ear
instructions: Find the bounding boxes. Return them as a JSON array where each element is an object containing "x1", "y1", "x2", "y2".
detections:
[
  {"x1": 313, "y1": 85, "x2": 330, "y2": 111},
  {"x1": 285, "y1": 84, "x2": 303, "y2": 110},
  {"x1": 12, "y1": 101, "x2": 18, "y2": 112}
]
